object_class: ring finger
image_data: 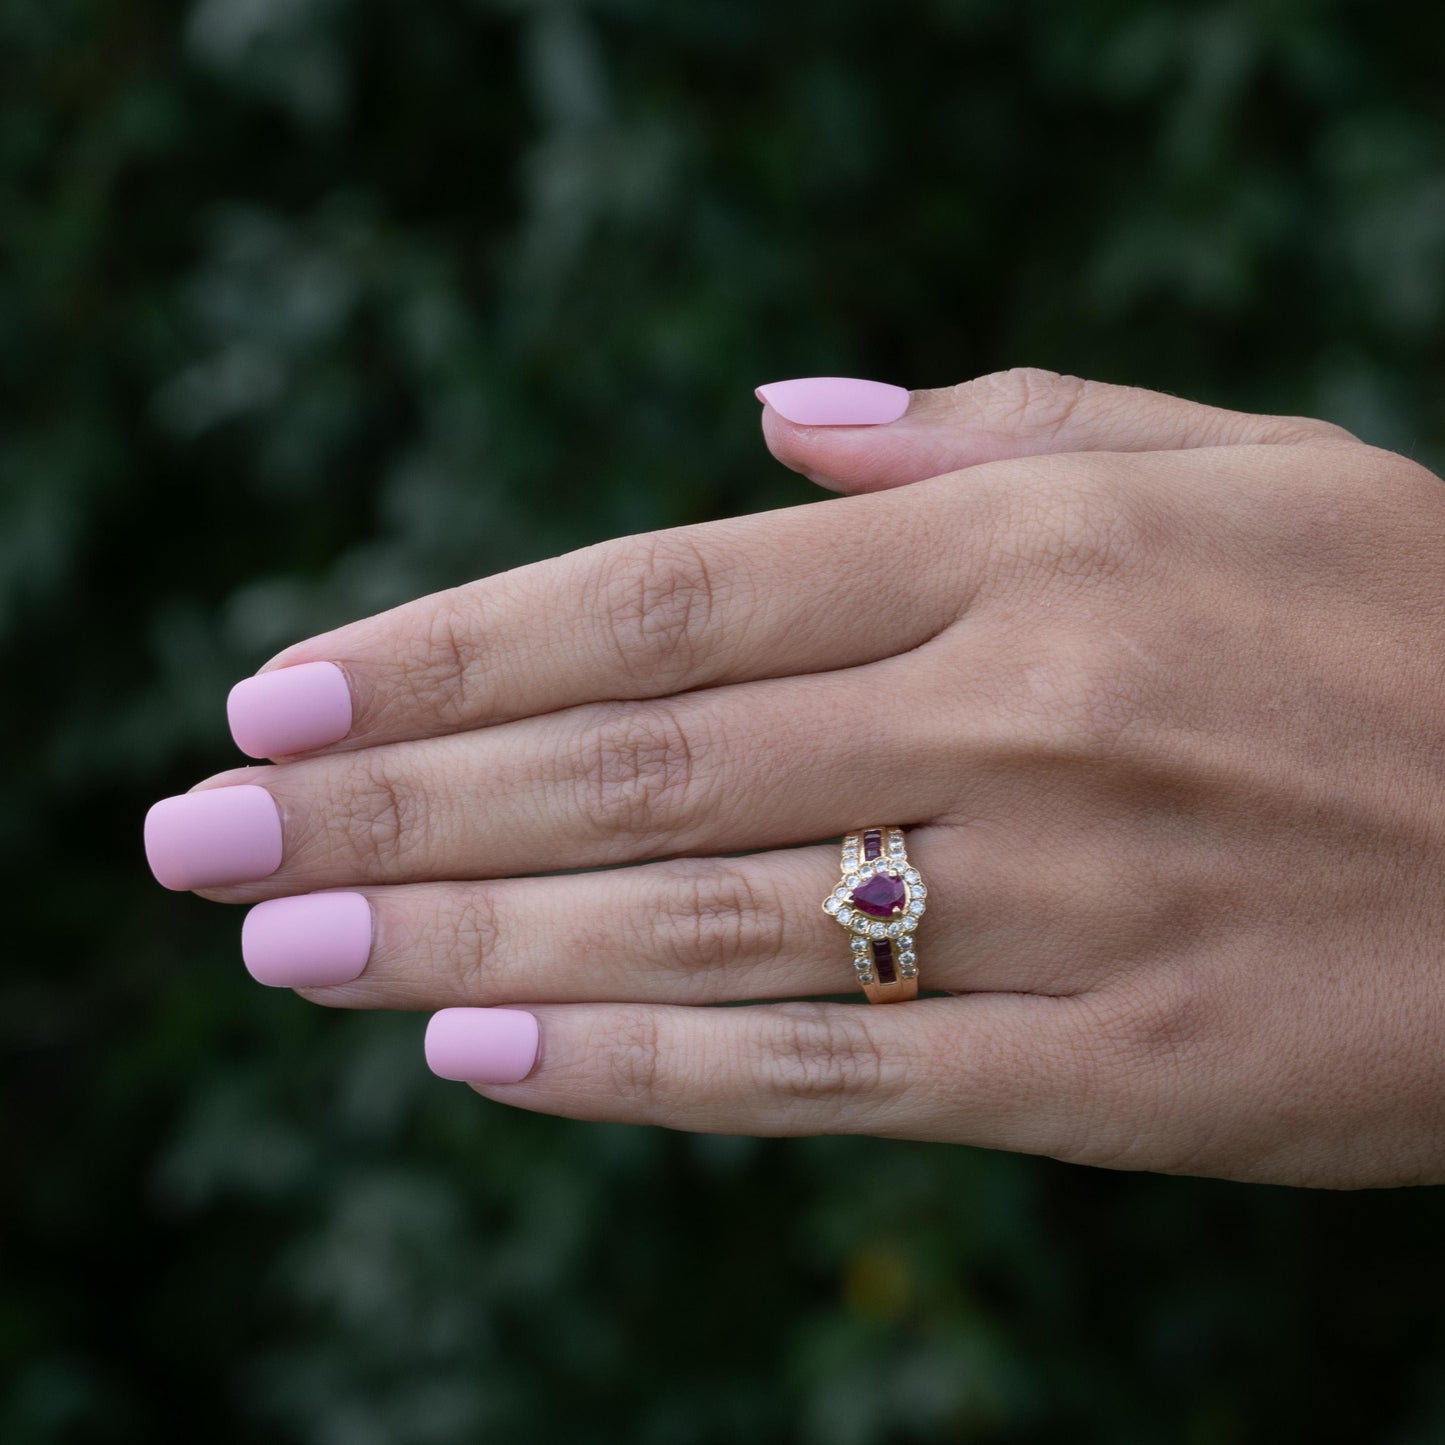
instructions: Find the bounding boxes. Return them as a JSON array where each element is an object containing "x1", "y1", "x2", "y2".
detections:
[{"x1": 240, "y1": 827, "x2": 1149, "y2": 1007}]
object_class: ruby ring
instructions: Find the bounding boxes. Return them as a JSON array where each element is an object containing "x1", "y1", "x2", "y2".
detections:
[{"x1": 821, "y1": 827, "x2": 924, "y2": 1003}]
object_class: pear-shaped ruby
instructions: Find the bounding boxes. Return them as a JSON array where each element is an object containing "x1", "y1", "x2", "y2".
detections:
[{"x1": 850, "y1": 872, "x2": 905, "y2": 918}]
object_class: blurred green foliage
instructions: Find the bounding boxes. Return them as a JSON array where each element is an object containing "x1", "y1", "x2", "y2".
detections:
[{"x1": 6, "y1": 0, "x2": 1445, "y2": 1441}]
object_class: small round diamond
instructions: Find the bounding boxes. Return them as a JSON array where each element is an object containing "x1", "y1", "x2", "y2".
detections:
[
  {"x1": 845, "y1": 874, "x2": 860, "y2": 888},
  {"x1": 909, "y1": 900, "x2": 925, "y2": 915},
  {"x1": 899, "y1": 918, "x2": 915, "y2": 934},
  {"x1": 900, "y1": 965, "x2": 918, "y2": 979},
  {"x1": 899, "y1": 950, "x2": 917, "y2": 966},
  {"x1": 869, "y1": 922, "x2": 886, "y2": 939},
  {"x1": 837, "y1": 908, "x2": 853, "y2": 925},
  {"x1": 823, "y1": 897, "x2": 840, "y2": 914},
  {"x1": 851, "y1": 938, "x2": 869, "y2": 955},
  {"x1": 833, "y1": 886, "x2": 849, "y2": 901},
  {"x1": 858, "y1": 972, "x2": 875, "y2": 985},
  {"x1": 886, "y1": 922, "x2": 901, "y2": 938},
  {"x1": 904, "y1": 868, "x2": 921, "y2": 884}
]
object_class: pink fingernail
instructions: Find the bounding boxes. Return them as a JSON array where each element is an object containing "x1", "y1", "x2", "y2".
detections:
[
  {"x1": 144, "y1": 785, "x2": 283, "y2": 891},
  {"x1": 754, "y1": 376, "x2": 910, "y2": 426},
  {"x1": 425, "y1": 1008, "x2": 539, "y2": 1084},
  {"x1": 242, "y1": 892, "x2": 373, "y2": 988},
  {"x1": 228, "y1": 661, "x2": 353, "y2": 759}
]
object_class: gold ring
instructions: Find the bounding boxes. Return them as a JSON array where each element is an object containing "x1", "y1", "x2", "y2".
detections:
[{"x1": 821, "y1": 828, "x2": 924, "y2": 1003}]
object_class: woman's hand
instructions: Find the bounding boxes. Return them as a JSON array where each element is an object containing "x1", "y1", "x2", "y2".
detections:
[{"x1": 145, "y1": 368, "x2": 1445, "y2": 1188}]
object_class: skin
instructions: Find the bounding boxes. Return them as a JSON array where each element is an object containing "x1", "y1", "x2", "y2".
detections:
[{"x1": 189, "y1": 368, "x2": 1445, "y2": 1188}]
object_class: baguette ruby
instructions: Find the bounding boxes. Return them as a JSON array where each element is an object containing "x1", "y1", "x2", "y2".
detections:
[{"x1": 873, "y1": 939, "x2": 897, "y2": 985}]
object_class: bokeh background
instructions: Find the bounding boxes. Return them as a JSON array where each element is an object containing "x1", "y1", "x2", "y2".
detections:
[{"x1": 7, "y1": 1, "x2": 1445, "y2": 1440}]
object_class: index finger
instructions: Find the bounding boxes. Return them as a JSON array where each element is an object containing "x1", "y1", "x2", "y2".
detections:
[{"x1": 225, "y1": 480, "x2": 991, "y2": 760}]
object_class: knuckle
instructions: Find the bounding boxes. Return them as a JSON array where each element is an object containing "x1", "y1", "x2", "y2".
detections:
[
  {"x1": 754, "y1": 1003, "x2": 895, "y2": 1116},
  {"x1": 408, "y1": 589, "x2": 482, "y2": 726},
  {"x1": 998, "y1": 625, "x2": 1150, "y2": 759},
  {"x1": 1270, "y1": 447, "x2": 1445, "y2": 555},
  {"x1": 1007, "y1": 466, "x2": 1152, "y2": 590},
  {"x1": 1271, "y1": 414, "x2": 1359, "y2": 447},
  {"x1": 960, "y1": 367, "x2": 1090, "y2": 440},
  {"x1": 648, "y1": 863, "x2": 789, "y2": 979},
  {"x1": 1087, "y1": 972, "x2": 1209, "y2": 1072},
  {"x1": 1363, "y1": 445, "x2": 1445, "y2": 500},
  {"x1": 591, "y1": 530, "x2": 725, "y2": 691},
  {"x1": 1045, "y1": 980, "x2": 1213, "y2": 1173},
  {"x1": 434, "y1": 888, "x2": 504, "y2": 999},
  {"x1": 572, "y1": 702, "x2": 707, "y2": 847},
  {"x1": 605, "y1": 1008, "x2": 663, "y2": 1105},
  {"x1": 332, "y1": 756, "x2": 422, "y2": 870}
]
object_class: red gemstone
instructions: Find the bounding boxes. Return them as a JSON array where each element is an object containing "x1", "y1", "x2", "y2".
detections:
[
  {"x1": 873, "y1": 939, "x2": 897, "y2": 985},
  {"x1": 850, "y1": 872, "x2": 905, "y2": 918}
]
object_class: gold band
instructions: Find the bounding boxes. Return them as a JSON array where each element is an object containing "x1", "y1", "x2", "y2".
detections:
[{"x1": 821, "y1": 827, "x2": 923, "y2": 1003}]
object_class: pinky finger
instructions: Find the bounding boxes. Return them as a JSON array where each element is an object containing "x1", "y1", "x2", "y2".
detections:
[{"x1": 425, "y1": 994, "x2": 1105, "y2": 1156}]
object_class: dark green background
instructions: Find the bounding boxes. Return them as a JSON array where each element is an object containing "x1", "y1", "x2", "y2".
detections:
[{"x1": 6, "y1": 1, "x2": 1445, "y2": 1440}]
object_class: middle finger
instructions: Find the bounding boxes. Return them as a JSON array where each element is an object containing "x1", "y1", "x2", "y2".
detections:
[{"x1": 178, "y1": 659, "x2": 959, "y2": 902}]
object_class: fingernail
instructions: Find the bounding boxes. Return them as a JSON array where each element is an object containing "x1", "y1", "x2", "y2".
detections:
[
  {"x1": 425, "y1": 1008, "x2": 539, "y2": 1084},
  {"x1": 755, "y1": 377, "x2": 910, "y2": 426},
  {"x1": 228, "y1": 661, "x2": 353, "y2": 759},
  {"x1": 242, "y1": 892, "x2": 373, "y2": 988},
  {"x1": 144, "y1": 785, "x2": 283, "y2": 891}
]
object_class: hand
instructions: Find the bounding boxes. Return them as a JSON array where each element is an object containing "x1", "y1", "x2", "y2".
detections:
[{"x1": 144, "y1": 368, "x2": 1445, "y2": 1188}]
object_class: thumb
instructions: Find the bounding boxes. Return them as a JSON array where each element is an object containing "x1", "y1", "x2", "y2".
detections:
[{"x1": 756, "y1": 368, "x2": 1357, "y2": 494}]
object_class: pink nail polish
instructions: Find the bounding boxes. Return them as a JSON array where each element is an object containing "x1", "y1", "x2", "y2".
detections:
[
  {"x1": 425, "y1": 1008, "x2": 539, "y2": 1084},
  {"x1": 144, "y1": 785, "x2": 283, "y2": 891},
  {"x1": 242, "y1": 892, "x2": 373, "y2": 988},
  {"x1": 754, "y1": 377, "x2": 910, "y2": 426},
  {"x1": 228, "y1": 661, "x2": 353, "y2": 759}
]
